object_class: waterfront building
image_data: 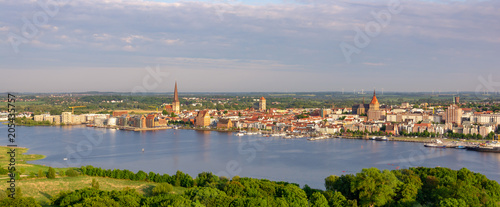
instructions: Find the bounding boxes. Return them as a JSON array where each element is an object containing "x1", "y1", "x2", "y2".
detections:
[
  {"x1": 217, "y1": 118, "x2": 233, "y2": 129},
  {"x1": 53, "y1": 115, "x2": 61, "y2": 125},
  {"x1": 62, "y1": 112, "x2": 72, "y2": 124},
  {"x1": 34, "y1": 115, "x2": 44, "y2": 122},
  {"x1": 146, "y1": 114, "x2": 156, "y2": 128},
  {"x1": 172, "y1": 82, "x2": 181, "y2": 113},
  {"x1": 195, "y1": 110, "x2": 211, "y2": 127}
]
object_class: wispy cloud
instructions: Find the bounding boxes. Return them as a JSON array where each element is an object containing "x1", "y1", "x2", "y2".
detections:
[{"x1": 1, "y1": 0, "x2": 499, "y2": 92}]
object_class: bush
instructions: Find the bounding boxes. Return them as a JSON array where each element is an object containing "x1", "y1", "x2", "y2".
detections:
[
  {"x1": 92, "y1": 178, "x2": 100, "y2": 190},
  {"x1": 152, "y1": 183, "x2": 173, "y2": 196},
  {"x1": 47, "y1": 167, "x2": 56, "y2": 179},
  {"x1": 0, "y1": 167, "x2": 9, "y2": 175},
  {"x1": 66, "y1": 168, "x2": 79, "y2": 177},
  {"x1": 37, "y1": 169, "x2": 45, "y2": 178}
]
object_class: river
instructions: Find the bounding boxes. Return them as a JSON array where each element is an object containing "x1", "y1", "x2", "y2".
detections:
[{"x1": 2, "y1": 124, "x2": 499, "y2": 189}]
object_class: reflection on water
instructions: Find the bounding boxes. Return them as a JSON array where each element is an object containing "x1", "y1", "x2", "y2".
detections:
[{"x1": 1, "y1": 125, "x2": 499, "y2": 189}]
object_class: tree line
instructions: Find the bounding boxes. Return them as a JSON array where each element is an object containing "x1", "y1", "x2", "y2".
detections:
[{"x1": 1, "y1": 166, "x2": 499, "y2": 206}]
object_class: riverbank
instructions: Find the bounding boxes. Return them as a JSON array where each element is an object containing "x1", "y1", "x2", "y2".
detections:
[{"x1": 0, "y1": 146, "x2": 55, "y2": 180}]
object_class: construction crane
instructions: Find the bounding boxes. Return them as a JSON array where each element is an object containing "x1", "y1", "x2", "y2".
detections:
[{"x1": 69, "y1": 106, "x2": 86, "y2": 114}]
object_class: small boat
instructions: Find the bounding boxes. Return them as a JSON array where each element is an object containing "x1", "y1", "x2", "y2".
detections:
[
  {"x1": 455, "y1": 146, "x2": 466, "y2": 149},
  {"x1": 374, "y1": 136, "x2": 388, "y2": 141},
  {"x1": 235, "y1": 132, "x2": 245, "y2": 136},
  {"x1": 424, "y1": 143, "x2": 446, "y2": 148},
  {"x1": 63, "y1": 158, "x2": 68, "y2": 161}
]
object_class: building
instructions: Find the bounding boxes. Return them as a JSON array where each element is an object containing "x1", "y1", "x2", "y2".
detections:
[
  {"x1": 146, "y1": 114, "x2": 156, "y2": 128},
  {"x1": 164, "y1": 104, "x2": 173, "y2": 113},
  {"x1": 445, "y1": 103, "x2": 462, "y2": 125},
  {"x1": 352, "y1": 90, "x2": 382, "y2": 121},
  {"x1": 112, "y1": 111, "x2": 128, "y2": 117},
  {"x1": 172, "y1": 82, "x2": 181, "y2": 113},
  {"x1": 34, "y1": 115, "x2": 44, "y2": 122},
  {"x1": 217, "y1": 118, "x2": 233, "y2": 129},
  {"x1": 62, "y1": 112, "x2": 72, "y2": 124},
  {"x1": 259, "y1": 97, "x2": 266, "y2": 111},
  {"x1": 195, "y1": 110, "x2": 211, "y2": 127}
]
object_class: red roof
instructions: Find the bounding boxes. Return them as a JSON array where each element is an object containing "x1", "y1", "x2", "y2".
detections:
[
  {"x1": 370, "y1": 90, "x2": 379, "y2": 105},
  {"x1": 260, "y1": 96, "x2": 266, "y2": 101}
]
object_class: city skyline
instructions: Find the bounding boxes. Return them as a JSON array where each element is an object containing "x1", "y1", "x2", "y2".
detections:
[{"x1": 1, "y1": 0, "x2": 499, "y2": 93}]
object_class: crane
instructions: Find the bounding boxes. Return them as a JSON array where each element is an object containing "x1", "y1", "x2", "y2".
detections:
[{"x1": 69, "y1": 106, "x2": 86, "y2": 114}]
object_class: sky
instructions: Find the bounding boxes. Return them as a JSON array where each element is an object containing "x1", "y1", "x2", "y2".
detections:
[{"x1": 0, "y1": 0, "x2": 499, "y2": 93}]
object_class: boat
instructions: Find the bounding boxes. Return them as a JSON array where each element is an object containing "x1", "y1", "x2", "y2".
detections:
[
  {"x1": 424, "y1": 143, "x2": 446, "y2": 148},
  {"x1": 455, "y1": 146, "x2": 466, "y2": 149},
  {"x1": 467, "y1": 143, "x2": 500, "y2": 153},
  {"x1": 235, "y1": 132, "x2": 245, "y2": 136},
  {"x1": 374, "y1": 136, "x2": 388, "y2": 141}
]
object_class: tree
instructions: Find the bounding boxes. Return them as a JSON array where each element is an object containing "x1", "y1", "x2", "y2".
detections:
[
  {"x1": 323, "y1": 191, "x2": 347, "y2": 207},
  {"x1": 162, "y1": 110, "x2": 168, "y2": 115},
  {"x1": 324, "y1": 175, "x2": 339, "y2": 191},
  {"x1": 393, "y1": 169, "x2": 422, "y2": 205},
  {"x1": 47, "y1": 167, "x2": 56, "y2": 179},
  {"x1": 37, "y1": 169, "x2": 45, "y2": 178},
  {"x1": 152, "y1": 183, "x2": 173, "y2": 195},
  {"x1": 92, "y1": 178, "x2": 100, "y2": 190},
  {"x1": 66, "y1": 168, "x2": 79, "y2": 177},
  {"x1": 351, "y1": 168, "x2": 400, "y2": 207},
  {"x1": 309, "y1": 192, "x2": 329, "y2": 207},
  {"x1": 439, "y1": 198, "x2": 467, "y2": 207}
]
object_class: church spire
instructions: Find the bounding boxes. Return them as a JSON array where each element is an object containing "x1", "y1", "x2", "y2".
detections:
[
  {"x1": 370, "y1": 89, "x2": 379, "y2": 105},
  {"x1": 174, "y1": 81, "x2": 179, "y2": 102}
]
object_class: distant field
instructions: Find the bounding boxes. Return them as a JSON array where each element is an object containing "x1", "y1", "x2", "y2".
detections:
[{"x1": 0, "y1": 101, "x2": 45, "y2": 106}]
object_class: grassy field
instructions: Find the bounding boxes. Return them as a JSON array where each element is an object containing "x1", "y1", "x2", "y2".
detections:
[
  {"x1": 0, "y1": 146, "x2": 59, "y2": 179},
  {"x1": 0, "y1": 146, "x2": 187, "y2": 206},
  {"x1": 1, "y1": 176, "x2": 186, "y2": 206}
]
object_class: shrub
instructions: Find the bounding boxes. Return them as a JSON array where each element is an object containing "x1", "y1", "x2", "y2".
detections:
[
  {"x1": 47, "y1": 167, "x2": 56, "y2": 179},
  {"x1": 66, "y1": 168, "x2": 79, "y2": 177},
  {"x1": 152, "y1": 183, "x2": 173, "y2": 196}
]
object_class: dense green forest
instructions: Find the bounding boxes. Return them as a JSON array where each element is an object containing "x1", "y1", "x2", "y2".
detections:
[{"x1": 1, "y1": 166, "x2": 499, "y2": 206}]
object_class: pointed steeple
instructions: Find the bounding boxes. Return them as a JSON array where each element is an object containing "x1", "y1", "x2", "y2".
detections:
[
  {"x1": 370, "y1": 90, "x2": 379, "y2": 105},
  {"x1": 174, "y1": 81, "x2": 179, "y2": 102}
]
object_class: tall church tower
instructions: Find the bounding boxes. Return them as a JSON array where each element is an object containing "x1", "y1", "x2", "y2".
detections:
[
  {"x1": 259, "y1": 97, "x2": 266, "y2": 111},
  {"x1": 172, "y1": 82, "x2": 180, "y2": 113},
  {"x1": 369, "y1": 90, "x2": 380, "y2": 111}
]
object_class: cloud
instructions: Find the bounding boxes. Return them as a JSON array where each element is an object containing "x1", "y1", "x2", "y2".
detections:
[
  {"x1": 363, "y1": 62, "x2": 386, "y2": 66},
  {"x1": 0, "y1": 0, "x2": 499, "y2": 92}
]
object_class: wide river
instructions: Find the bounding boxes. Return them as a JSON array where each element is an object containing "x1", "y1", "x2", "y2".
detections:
[{"x1": 2, "y1": 124, "x2": 499, "y2": 189}]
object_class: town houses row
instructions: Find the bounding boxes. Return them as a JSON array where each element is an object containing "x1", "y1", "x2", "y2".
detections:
[{"x1": 12, "y1": 94, "x2": 499, "y2": 138}]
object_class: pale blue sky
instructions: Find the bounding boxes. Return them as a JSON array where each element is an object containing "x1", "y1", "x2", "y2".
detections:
[{"x1": 1, "y1": 0, "x2": 499, "y2": 93}]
